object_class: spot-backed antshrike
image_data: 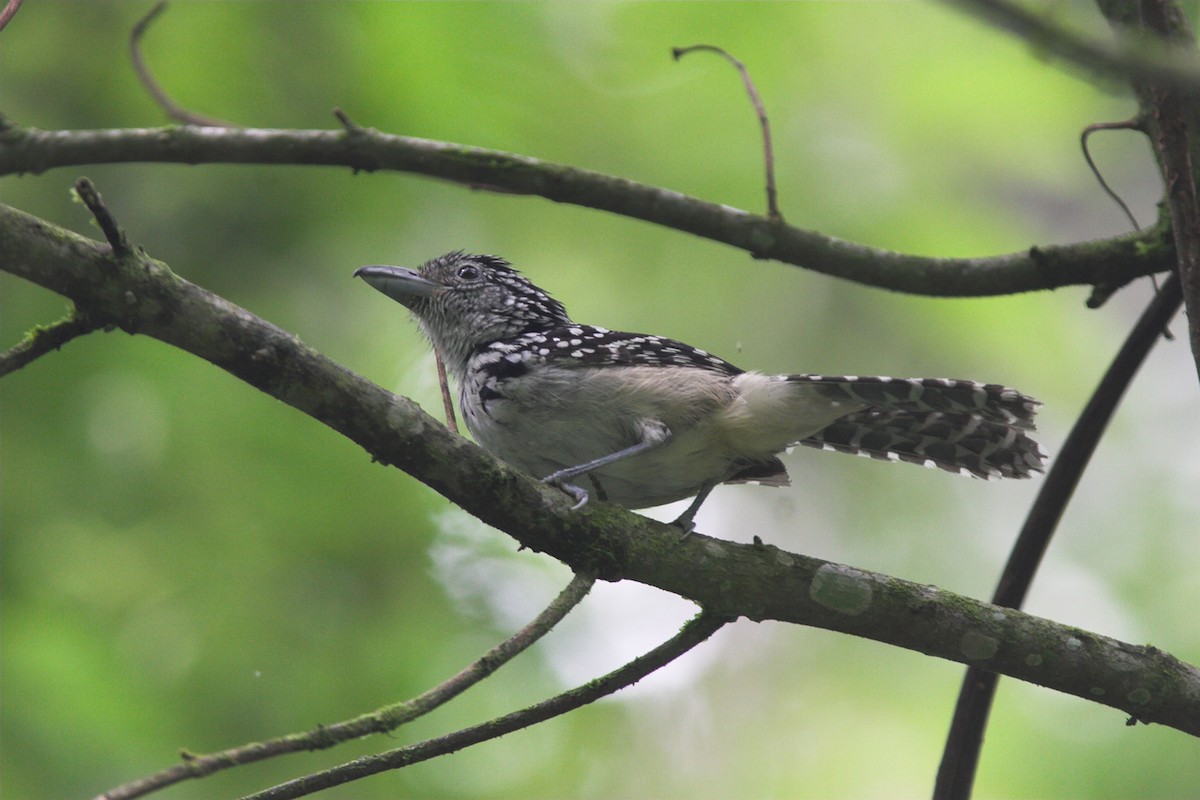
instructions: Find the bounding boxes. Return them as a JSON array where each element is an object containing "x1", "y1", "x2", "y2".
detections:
[{"x1": 355, "y1": 252, "x2": 1044, "y2": 528}]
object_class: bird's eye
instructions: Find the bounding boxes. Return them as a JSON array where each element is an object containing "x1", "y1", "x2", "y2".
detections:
[{"x1": 456, "y1": 265, "x2": 481, "y2": 281}]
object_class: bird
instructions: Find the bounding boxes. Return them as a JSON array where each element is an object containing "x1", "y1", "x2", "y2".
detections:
[{"x1": 355, "y1": 252, "x2": 1045, "y2": 529}]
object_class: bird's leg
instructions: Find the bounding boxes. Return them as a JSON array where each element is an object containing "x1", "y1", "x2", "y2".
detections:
[
  {"x1": 541, "y1": 420, "x2": 670, "y2": 511},
  {"x1": 588, "y1": 474, "x2": 609, "y2": 503},
  {"x1": 670, "y1": 480, "x2": 717, "y2": 535}
]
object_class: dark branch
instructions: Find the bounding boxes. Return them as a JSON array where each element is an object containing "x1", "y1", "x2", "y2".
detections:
[
  {"x1": 242, "y1": 611, "x2": 729, "y2": 800},
  {"x1": 0, "y1": 125, "x2": 1174, "y2": 297},
  {"x1": 96, "y1": 573, "x2": 597, "y2": 800},
  {"x1": 936, "y1": 271, "x2": 1184, "y2": 799},
  {"x1": 935, "y1": 3, "x2": 1200, "y2": 793},
  {"x1": 1129, "y1": 0, "x2": 1200, "y2": 382}
]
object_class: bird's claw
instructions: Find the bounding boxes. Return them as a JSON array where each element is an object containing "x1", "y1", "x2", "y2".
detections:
[
  {"x1": 542, "y1": 475, "x2": 589, "y2": 511},
  {"x1": 670, "y1": 514, "x2": 697, "y2": 538}
]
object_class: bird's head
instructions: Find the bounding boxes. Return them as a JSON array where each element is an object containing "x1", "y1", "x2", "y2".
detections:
[{"x1": 355, "y1": 252, "x2": 571, "y2": 373}]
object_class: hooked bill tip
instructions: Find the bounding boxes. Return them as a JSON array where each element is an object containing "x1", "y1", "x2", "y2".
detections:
[
  {"x1": 353, "y1": 265, "x2": 395, "y2": 279},
  {"x1": 354, "y1": 264, "x2": 437, "y2": 302}
]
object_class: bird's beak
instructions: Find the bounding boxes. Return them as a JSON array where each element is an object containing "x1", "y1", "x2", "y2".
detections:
[{"x1": 353, "y1": 265, "x2": 438, "y2": 306}]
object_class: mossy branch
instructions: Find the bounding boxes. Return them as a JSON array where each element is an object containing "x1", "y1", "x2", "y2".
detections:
[{"x1": 3, "y1": 198, "x2": 1198, "y2": 738}]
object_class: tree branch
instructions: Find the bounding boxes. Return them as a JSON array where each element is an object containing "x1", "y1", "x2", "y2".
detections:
[
  {"x1": 944, "y1": 0, "x2": 1200, "y2": 374},
  {"x1": 936, "y1": 271, "x2": 1183, "y2": 798},
  {"x1": 3, "y1": 199, "x2": 1198, "y2": 737},
  {"x1": 129, "y1": 1, "x2": 232, "y2": 128},
  {"x1": 96, "y1": 573, "x2": 597, "y2": 800},
  {"x1": 0, "y1": 309, "x2": 101, "y2": 376},
  {"x1": 0, "y1": 0, "x2": 23, "y2": 33},
  {"x1": 73, "y1": 176, "x2": 133, "y2": 256},
  {"x1": 243, "y1": 610, "x2": 729, "y2": 800},
  {"x1": 0, "y1": 124, "x2": 1173, "y2": 297},
  {"x1": 1109, "y1": 0, "x2": 1200, "y2": 381},
  {"x1": 947, "y1": 0, "x2": 1200, "y2": 91}
]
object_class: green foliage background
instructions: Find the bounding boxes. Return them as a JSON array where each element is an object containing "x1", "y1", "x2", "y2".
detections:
[{"x1": 2, "y1": 2, "x2": 1198, "y2": 798}]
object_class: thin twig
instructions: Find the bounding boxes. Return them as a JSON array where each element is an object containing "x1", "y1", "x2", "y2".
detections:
[
  {"x1": 95, "y1": 573, "x2": 597, "y2": 800},
  {"x1": 332, "y1": 107, "x2": 361, "y2": 133},
  {"x1": 1080, "y1": 120, "x2": 1172, "y2": 333},
  {"x1": 673, "y1": 44, "x2": 782, "y2": 222},
  {"x1": 934, "y1": 272, "x2": 1184, "y2": 799},
  {"x1": 74, "y1": 177, "x2": 132, "y2": 256},
  {"x1": 1081, "y1": 120, "x2": 1144, "y2": 233},
  {"x1": 0, "y1": 0, "x2": 24, "y2": 33},
  {"x1": 1079, "y1": 119, "x2": 1160, "y2": 310},
  {"x1": 434, "y1": 349, "x2": 459, "y2": 433},
  {"x1": 243, "y1": 610, "x2": 729, "y2": 800},
  {"x1": 0, "y1": 311, "x2": 102, "y2": 377},
  {"x1": 130, "y1": 1, "x2": 231, "y2": 127}
]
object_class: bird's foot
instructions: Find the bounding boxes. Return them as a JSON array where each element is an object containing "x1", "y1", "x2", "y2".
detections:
[{"x1": 541, "y1": 474, "x2": 589, "y2": 511}]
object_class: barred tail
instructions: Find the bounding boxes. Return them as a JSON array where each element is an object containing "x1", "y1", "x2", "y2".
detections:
[{"x1": 789, "y1": 375, "x2": 1046, "y2": 479}]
